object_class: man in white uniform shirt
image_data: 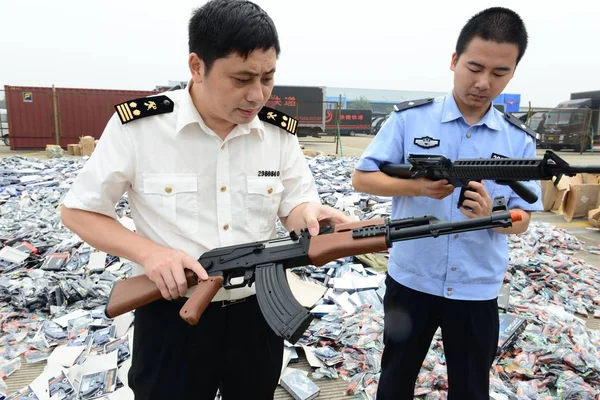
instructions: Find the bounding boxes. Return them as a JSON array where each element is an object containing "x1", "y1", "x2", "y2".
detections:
[{"x1": 60, "y1": 1, "x2": 351, "y2": 399}]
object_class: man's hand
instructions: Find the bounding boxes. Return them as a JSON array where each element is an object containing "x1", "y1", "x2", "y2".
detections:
[
  {"x1": 301, "y1": 203, "x2": 354, "y2": 236},
  {"x1": 459, "y1": 181, "x2": 492, "y2": 219},
  {"x1": 415, "y1": 178, "x2": 455, "y2": 200},
  {"x1": 141, "y1": 247, "x2": 208, "y2": 300}
]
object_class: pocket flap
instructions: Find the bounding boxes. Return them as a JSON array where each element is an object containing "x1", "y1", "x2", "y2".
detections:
[
  {"x1": 246, "y1": 176, "x2": 285, "y2": 197},
  {"x1": 143, "y1": 173, "x2": 198, "y2": 196}
]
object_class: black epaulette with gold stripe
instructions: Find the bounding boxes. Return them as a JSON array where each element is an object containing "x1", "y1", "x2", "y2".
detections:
[
  {"x1": 114, "y1": 95, "x2": 174, "y2": 124},
  {"x1": 258, "y1": 106, "x2": 298, "y2": 135}
]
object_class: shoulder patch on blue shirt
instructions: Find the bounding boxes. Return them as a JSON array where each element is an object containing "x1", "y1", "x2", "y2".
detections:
[
  {"x1": 414, "y1": 136, "x2": 441, "y2": 149},
  {"x1": 393, "y1": 98, "x2": 434, "y2": 112},
  {"x1": 504, "y1": 112, "x2": 537, "y2": 139},
  {"x1": 258, "y1": 106, "x2": 298, "y2": 135}
]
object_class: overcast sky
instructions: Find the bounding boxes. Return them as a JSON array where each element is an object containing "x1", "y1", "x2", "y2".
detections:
[{"x1": 1, "y1": 0, "x2": 598, "y2": 108}]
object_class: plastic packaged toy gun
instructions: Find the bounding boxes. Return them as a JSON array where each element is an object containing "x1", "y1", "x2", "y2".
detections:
[
  {"x1": 104, "y1": 197, "x2": 520, "y2": 343},
  {"x1": 379, "y1": 150, "x2": 600, "y2": 206}
]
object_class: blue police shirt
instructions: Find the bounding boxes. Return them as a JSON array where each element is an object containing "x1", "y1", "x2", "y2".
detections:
[{"x1": 355, "y1": 93, "x2": 543, "y2": 301}]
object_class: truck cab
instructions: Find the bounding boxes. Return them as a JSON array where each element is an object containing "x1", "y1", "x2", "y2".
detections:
[{"x1": 539, "y1": 98, "x2": 597, "y2": 153}]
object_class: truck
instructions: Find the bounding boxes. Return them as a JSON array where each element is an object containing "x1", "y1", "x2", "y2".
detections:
[
  {"x1": 539, "y1": 91, "x2": 600, "y2": 153},
  {"x1": 325, "y1": 109, "x2": 372, "y2": 136},
  {"x1": 265, "y1": 85, "x2": 326, "y2": 137}
]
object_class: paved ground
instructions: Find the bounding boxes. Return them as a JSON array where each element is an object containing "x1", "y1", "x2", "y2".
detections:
[{"x1": 2, "y1": 138, "x2": 600, "y2": 398}]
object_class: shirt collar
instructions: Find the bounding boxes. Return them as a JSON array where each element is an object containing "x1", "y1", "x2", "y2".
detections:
[
  {"x1": 440, "y1": 92, "x2": 502, "y2": 131},
  {"x1": 175, "y1": 80, "x2": 265, "y2": 140}
]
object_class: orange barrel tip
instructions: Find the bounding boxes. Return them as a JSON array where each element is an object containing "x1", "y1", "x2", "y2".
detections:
[{"x1": 509, "y1": 210, "x2": 522, "y2": 222}]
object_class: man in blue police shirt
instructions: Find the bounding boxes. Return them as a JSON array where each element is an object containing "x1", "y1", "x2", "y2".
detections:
[{"x1": 353, "y1": 7, "x2": 543, "y2": 400}]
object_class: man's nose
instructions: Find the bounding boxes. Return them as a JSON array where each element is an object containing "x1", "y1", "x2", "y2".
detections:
[{"x1": 246, "y1": 82, "x2": 264, "y2": 103}]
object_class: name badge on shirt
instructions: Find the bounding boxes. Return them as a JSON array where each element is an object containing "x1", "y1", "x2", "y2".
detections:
[
  {"x1": 414, "y1": 136, "x2": 441, "y2": 149},
  {"x1": 257, "y1": 170, "x2": 281, "y2": 177}
]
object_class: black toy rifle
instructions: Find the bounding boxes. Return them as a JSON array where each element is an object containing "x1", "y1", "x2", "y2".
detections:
[{"x1": 380, "y1": 150, "x2": 600, "y2": 205}]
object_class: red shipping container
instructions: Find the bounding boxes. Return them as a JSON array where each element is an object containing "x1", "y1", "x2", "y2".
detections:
[{"x1": 5, "y1": 85, "x2": 160, "y2": 150}]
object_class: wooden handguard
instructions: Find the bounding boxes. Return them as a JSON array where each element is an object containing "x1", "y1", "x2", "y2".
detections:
[
  {"x1": 179, "y1": 276, "x2": 225, "y2": 325},
  {"x1": 104, "y1": 270, "x2": 198, "y2": 318}
]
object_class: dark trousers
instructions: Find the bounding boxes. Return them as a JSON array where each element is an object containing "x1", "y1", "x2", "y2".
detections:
[
  {"x1": 127, "y1": 295, "x2": 284, "y2": 400},
  {"x1": 377, "y1": 275, "x2": 499, "y2": 400}
]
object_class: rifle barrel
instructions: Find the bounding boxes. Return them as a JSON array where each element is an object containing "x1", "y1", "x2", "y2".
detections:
[{"x1": 388, "y1": 211, "x2": 516, "y2": 242}]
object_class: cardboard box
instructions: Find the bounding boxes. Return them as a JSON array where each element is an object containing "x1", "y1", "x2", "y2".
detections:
[
  {"x1": 541, "y1": 180, "x2": 559, "y2": 211},
  {"x1": 562, "y1": 183, "x2": 600, "y2": 222},
  {"x1": 79, "y1": 136, "x2": 96, "y2": 157},
  {"x1": 582, "y1": 173, "x2": 600, "y2": 184},
  {"x1": 588, "y1": 207, "x2": 600, "y2": 227},
  {"x1": 551, "y1": 174, "x2": 583, "y2": 215}
]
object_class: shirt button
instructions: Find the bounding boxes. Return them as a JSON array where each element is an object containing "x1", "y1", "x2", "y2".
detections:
[
  {"x1": 447, "y1": 288, "x2": 453, "y2": 296},
  {"x1": 453, "y1": 234, "x2": 459, "y2": 239},
  {"x1": 221, "y1": 143, "x2": 226, "y2": 150},
  {"x1": 220, "y1": 186, "x2": 227, "y2": 192},
  {"x1": 164, "y1": 186, "x2": 172, "y2": 194},
  {"x1": 267, "y1": 188, "x2": 273, "y2": 194},
  {"x1": 223, "y1": 224, "x2": 229, "y2": 231},
  {"x1": 466, "y1": 132, "x2": 472, "y2": 138},
  {"x1": 451, "y1": 266, "x2": 457, "y2": 271}
]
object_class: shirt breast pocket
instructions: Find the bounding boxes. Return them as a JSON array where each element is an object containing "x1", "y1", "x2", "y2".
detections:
[
  {"x1": 142, "y1": 173, "x2": 199, "y2": 234},
  {"x1": 245, "y1": 176, "x2": 285, "y2": 233}
]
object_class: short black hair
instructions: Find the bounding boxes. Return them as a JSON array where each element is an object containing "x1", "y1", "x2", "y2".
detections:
[
  {"x1": 455, "y1": 7, "x2": 528, "y2": 65},
  {"x1": 188, "y1": 0, "x2": 281, "y2": 73}
]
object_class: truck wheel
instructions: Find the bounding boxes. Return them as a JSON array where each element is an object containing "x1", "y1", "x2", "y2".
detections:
[
  {"x1": 550, "y1": 145, "x2": 563, "y2": 151},
  {"x1": 573, "y1": 136, "x2": 592, "y2": 154}
]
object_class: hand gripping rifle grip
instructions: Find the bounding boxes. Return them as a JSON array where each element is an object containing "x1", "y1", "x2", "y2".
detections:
[
  {"x1": 179, "y1": 276, "x2": 224, "y2": 325},
  {"x1": 104, "y1": 269, "x2": 198, "y2": 319}
]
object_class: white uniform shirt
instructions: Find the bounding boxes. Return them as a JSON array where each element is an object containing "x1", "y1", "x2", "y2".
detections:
[{"x1": 62, "y1": 85, "x2": 321, "y2": 301}]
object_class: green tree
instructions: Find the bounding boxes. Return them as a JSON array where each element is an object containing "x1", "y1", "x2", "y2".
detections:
[{"x1": 348, "y1": 96, "x2": 371, "y2": 110}]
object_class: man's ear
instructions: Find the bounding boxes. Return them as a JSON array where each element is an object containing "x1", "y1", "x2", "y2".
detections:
[
  {"x1": 189, "y1": 53, "x2": 205, "y2": 83},
  {"x1": 450, "y1": 52, "x2": 458, "y2": 72}
]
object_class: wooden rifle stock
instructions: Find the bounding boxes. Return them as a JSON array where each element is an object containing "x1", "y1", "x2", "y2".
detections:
[{"x1": 104, "y1": 269, "x2": 198, "y2": 318}]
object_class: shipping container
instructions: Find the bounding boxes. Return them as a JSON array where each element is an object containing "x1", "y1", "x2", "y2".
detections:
[{"x1": 4, "y1": 85, "x2": 159, "y2": 149}]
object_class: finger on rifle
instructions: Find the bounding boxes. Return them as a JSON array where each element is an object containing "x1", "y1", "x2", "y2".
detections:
[
  {"x1": 325, "y1": 208, "x2": 352, "y2": 224},
  {"x1": 459, "y1": 206, "x2": 475, "y2": 219},
  {"x1": 304, "y1": 211, "x2": 320, "y2": 236},
  {"x1": 151, "y1": 273, "x2": 172, "y2": 300},
  {"x1": 467, "y1": 181, "x2": 487, "y2": 194},
  {"x1": 183, "y1": 255, "x2": 209, "y2": 281},
  {"x1": 462, "y1": 199, "x2": 480, "y2": 214},
  {"x1": 463, "y1": 188, "x2": 484, "y2": 203},
  {"x1": 171, "y1": 264, "x2": 189, "y2": 298},
  {"x1": 162, "y1": 268, "x2": 181, "y2": 300},
  {"x1": 430, "y1": 179, "x2": 449, "y2": 187}
]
